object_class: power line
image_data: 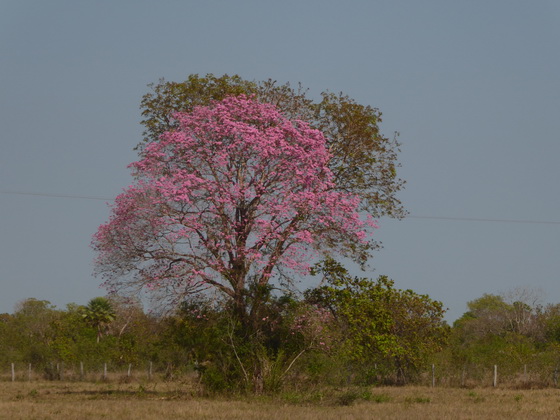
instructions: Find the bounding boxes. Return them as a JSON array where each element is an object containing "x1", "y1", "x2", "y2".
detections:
[
  {"x1": 0, "y1": 190, "x2": 113, "y2": 201},
  {"x1": 407, "y1": 215, "x2": 560, "y2": 225},
  {"x1": 2, "y1": 189, "x2": 560, "y2": 225}
]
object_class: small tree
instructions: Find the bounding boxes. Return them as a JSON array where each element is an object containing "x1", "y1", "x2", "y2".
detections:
[
  {"x1": 450, "y1": 290, "x2": 548, "y2": 378},
  {"x1": 306, "y1": 259, "x2": 449, "y2": 384},
  {"x1": 82, "y1": 297, "x2": 116, "y2": 343},
  {"x1": 3, "y1": 299, "x2": 60, "y2": 366}
]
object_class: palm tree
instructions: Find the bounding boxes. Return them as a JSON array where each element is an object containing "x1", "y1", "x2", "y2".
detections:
[{"x1": 82, "y1": 297, "x2": 116, "y2": 343}]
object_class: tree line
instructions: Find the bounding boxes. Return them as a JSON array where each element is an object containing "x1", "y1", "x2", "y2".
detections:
[
  {"x1": 1, "y1": 263, "x2": 446, "y2": 391},
  {"x1": 2, "y1": 283, "x2": 560, "y2": 390}
]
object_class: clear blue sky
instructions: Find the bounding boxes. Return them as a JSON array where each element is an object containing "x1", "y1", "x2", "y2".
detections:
[{"x1": 1, "y1": 0, "x2": 559, "y2": 321}]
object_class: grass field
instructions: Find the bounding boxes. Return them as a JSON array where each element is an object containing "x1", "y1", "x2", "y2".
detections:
[{"x1": 2, "y1": 381, "x2": 560, "y2": 419}]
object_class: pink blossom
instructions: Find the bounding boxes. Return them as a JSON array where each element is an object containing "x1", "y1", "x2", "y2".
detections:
[{"x1": 93, "y1": 95, "x2": 375, "y2": 302}]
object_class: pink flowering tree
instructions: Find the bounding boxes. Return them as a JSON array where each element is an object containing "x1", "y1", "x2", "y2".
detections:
[{"x1": 93, "y1": 95, "x2": 375, "y2": 329}]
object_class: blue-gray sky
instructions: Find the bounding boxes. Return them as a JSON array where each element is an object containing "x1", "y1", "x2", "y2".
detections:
[{"x1": 1, "y1": 0, "x2": 559, "y2": 321}]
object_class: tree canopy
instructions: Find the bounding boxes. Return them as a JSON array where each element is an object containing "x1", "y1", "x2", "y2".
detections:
[
  {"x1": 306, "y1": 259, "x2": 448, "y2": 383},
  {"x1": 93, "y1": 95, "x2": 375, "y2": 327},
  {"x1": 82, "y1": 297, "x2": 116, "y2": 343},
  {"x1": 139, "y1": 74, "x2": 405, "y2": 219}
]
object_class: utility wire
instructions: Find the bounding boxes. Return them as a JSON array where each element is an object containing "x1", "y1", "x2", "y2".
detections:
[
  {"x1": 2, "y1": 190, "x2": 560, "y2": 225},
  {"x1": 406, "y1": 215, "x2": 560, "y2": 225},
  {"x1": 0, "y1": 190, "x2": 113, "y2": 201}
]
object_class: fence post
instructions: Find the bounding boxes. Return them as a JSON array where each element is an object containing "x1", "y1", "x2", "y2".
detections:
[
  {"x1": 103, "y1": 363, "x2": 107, "y2": 380},
  {"x1": 128, "y1": 363, "x2": 132, "y2": 378},
  {"x1": 431, "y1": 364, "x2": 435, "y2": 387},
  {"x1": 80, "y1": 361, "x2": 84, "y2": 380},
  {"x1": 493, "y1": 365, "x2": 498, "y2": 387},
  {"x1": 11, "y1": 363, "x2": 15, "y2": 382},
  {"x1": 148, "y1": 361, "x2": 153, "y2": 380},
  {"x1": 28, "y1": 363, "x2": 32, "y2": 381}
]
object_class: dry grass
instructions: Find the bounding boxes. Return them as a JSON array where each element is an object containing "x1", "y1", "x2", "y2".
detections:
[{"x1": 2, "y1": 381, "x2": 560, "y2": 419}]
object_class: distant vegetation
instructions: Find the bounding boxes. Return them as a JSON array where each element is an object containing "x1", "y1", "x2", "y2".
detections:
[{"x1": 2, "y1": 283, "x2": 560, "y2": 392}]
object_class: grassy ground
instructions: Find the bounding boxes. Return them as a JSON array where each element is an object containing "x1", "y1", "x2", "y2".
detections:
[{"x1": 2, "y1": 381, "x2": 560, "y2": 419}]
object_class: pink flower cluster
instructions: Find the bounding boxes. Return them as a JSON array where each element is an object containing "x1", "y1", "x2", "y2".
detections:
[{"x1": 93, "y1": 96, "x2": 376, "y2": 295}]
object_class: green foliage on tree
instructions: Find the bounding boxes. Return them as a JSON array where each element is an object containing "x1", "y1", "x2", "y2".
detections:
[
  {"x1": 158, "y1": 291, "x2": 331, "y2": 393},
  {"x1": 81, "y1": 297, "x2": 116, "y2": 343},
  {"x1": 444, "y1": 289, "x2": 560, "y2": 382},
  {"x1": 0, "y1": 296, "x2": 168, "y2": 375},
  {"x1": 7, "y1": 299, "x2": 60, "y2": 365},
  {"x1": 10, "y1": 286, "x2": 560, "y2": 390},
  {"x1": 306, "y1": 259, "x2": 449, "y2": 384}
]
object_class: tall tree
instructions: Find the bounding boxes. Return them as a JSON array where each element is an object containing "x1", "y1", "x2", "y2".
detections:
[
  {"x1": 139, "y1": 74, "x2": 405, "y2": 219},
  {"x1": 93, "y1": 96, "x2": 375, "y2": 329}
]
